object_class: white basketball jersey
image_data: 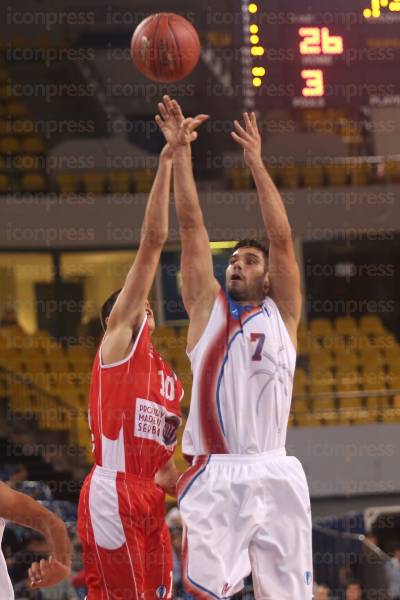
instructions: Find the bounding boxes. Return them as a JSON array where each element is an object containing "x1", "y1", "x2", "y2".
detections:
[
  {"x1": 182, "y1": 289, "x2": 296, "y2": 455},
  {"x1": 0, "y1": 518, "x2": 14, "y2": 599}
]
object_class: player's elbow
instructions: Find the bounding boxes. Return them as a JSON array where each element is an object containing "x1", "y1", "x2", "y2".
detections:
[
  {"x1": 269, "y1": 225, "x2": 293, "y2": 249},
  {"x1": 141, "y1": 229, "x2": 168, "y2": 248}
]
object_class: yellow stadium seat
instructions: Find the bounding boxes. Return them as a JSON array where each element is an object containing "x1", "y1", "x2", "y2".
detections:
[
  {"x1": 281, "y1": 165, "x2": 300, "y2": 189},
  {"x1": 338, "y1": 398, "x2": 363, "y2": 425},
  {"x1": 0, "y1": 67, "x2": 9, "y2": 83},
  {"x1": 297, "y1": 322, "x2": 307, "y2": 339},
  {"x1": 295, "y1": 412, "x2": 320, "y2": 427},
  {"x1": 334, "y1": 316, "x2": 358, "y2": 336},
  {"x1": 359, "y1": 315, "x2": 385, "y2": 334},
  {"x1": 11, "y1": 119, "x2": 34, "y2": 136},
  {"x1": 14, "y1": 154, "x2": 42, "y2": 171},
  {"x1": 334, "y1": 350, "x2": 360, "y2": 369},
  {"x1": 0, "y1": 136, "x2": 20, "y2": 155},
  {"x1": 323, "y1": 335, "x2": 346, "y2": 354},
  {"x1": 348, "y1": 162, "x2": 370, "y2": 186},
  {"x1": 385, "y1": 159, "x2": 400, "y2": 183},
  {"x1": 383, "y1": 348, "x2": 400, "y2": 370},
  {"x1": 0, "y1": 119, "x2": 10, "y2": 135},
  {"x1": 20, "y1": 172, "x2": 46, "y2": 193},
  {"x1": 366, "y1": 396, "x2": 389, "y2": 421},
  {"x1": 309, "y1": 351, "x2": 333, "y2": 370},
  {"x1": 359, "y1": 349, "x2": 384, "y2": 369},
  {"x1": 0, "y1": 84, "x2": 13, "y2": 100},
  {"x1": 298, "y1": 333, "x2": 322, "y2": 355},
  {"x1": 228, "y1": 167, "x2": 253, "y2": 190},
  {"x1": 6, "y1": 101, "x2": 28, "y2": 119},
  {"x1": 82, "y1": 172, "x2": 105, "y2": 194},
  {"x1": 109, "y1": 171, "x2": 131, "y2": 194},
  {"x1": 302, "y1": 164, "x2": 324, "y2": 187},
  {"x1": 292, "y1": 396, "x2": 308, "y2": 414},
  {"x1": 56, "y1": 173, "x2": 80, "y2": 194},
  {"x1": 309, "y1": 368, "x2": 334, "y2": 394},
  {"x1": 313, "y1": 396, "x2": 335, "y2": 410},
  {"x1": 361, "y1": 369, "x2": 386, "y2": 392},
  {"x1": 325, "y1": 164, "x2": 348, "y2": 186},
  {"x1": 384, "y1": 395, "x2": 400, "y2": 423},
  {"x1": 0, "y1": 173, "x2": 11, "y2": 193},
  {"x1": 310, "y1": 318, "x2": 333, "y2": 337},
  {"x1": 21, "y1": 136, "x2": 46, "y2": 154},
  {"x1": 386, "y1": 369, "x2": 400, "y2": 390},
  {"x1": 133, "y1": 169, "x2": 156, "y2": 193},
  {"x1": 293, "y1": 368, "x2": 307, "y2": 394},
  {"x1": 265, "y1": 164, "x2": 278, "y2": 184},
  {"x1": 336, "y1": 370, "x2": 359, "y2": 392},
  {"x1": 351, "y1": 408, "x2": 377, "y2": 424}
]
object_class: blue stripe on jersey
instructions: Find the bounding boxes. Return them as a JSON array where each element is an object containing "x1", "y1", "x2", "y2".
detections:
[
  {"x1": 178, "y1": 456, "x2": 211, "y2": 505},
  {"x1": 186, "y1": 569, "x2": 223, "y2": 600},
  {"x1": 216, "y1": 310, "x2": 264, "y2": 436}
]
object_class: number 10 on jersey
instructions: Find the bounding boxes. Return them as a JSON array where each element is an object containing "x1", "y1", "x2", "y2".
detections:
[{"x1": 158, "y1": 370, "x2": 176, "y2": 401}]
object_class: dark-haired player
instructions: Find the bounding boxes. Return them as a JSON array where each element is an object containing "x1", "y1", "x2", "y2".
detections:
[
  {"x1": 77, "y1": 113, "x2": 205, "y2": 600},
  {"x1": 157, "y1": 96, "x2": 312, "y2": 600}
]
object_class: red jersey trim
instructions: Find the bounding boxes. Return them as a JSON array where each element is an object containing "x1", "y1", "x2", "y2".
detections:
[{"x1": 99, "y1": 314, "x2": 147, "y2": 369}]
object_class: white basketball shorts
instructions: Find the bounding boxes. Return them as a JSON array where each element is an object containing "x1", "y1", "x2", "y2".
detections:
[{"x1": 177, "y1": 449, "x2": 313, "y2": 600}]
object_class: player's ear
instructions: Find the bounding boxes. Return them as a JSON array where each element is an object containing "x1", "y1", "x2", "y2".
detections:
[{"x1": 263, "y1": 272, "x2": 270, "y2": 295}]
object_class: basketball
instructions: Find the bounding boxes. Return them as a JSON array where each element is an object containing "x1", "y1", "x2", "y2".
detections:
[{"x1": 131, "y1": 13, "x2": 200, "y2": 83}]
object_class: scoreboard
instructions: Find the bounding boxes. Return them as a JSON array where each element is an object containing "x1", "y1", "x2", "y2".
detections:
[{"x1": 242, "y1": 0, "x2": 400, "y2": 107}]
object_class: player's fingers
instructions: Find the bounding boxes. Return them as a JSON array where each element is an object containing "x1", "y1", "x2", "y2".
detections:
[
  {"x1": 29, "y1": 562, "x2": 43, "y2": 586},
  {"x1": 171, "y1": 99, "x2": 184, "y2": 120},
  {"x1": 189, "y1": 131, "x2": 198, "y2": 142},
  {"x1": 233, "y1": 120, "x2": 252, "y2": 140},
  {"x1": 244, "y1": 112, "x2": 255, "y2": 134},
  {"x1": 181, "y1": 117, "x2": 194, "y2": 132},
  {"x1": 155, "y1": 115, "x2": 165, "y2": 129},
  {"x1": 231, "y1": 131, "x2": 249, "y2": 146},
  {"x1": 251, "y1": 111, "x2": 259, "y2": 132},
  {"x1": 158, "y1": 102, "x2": 168, "y2": 120},
  {"x1": 39, "y1": 558, "x2": 49, "y2": 575},
  {"x1": 163, "y1": 94, "x2": 174, "y2": 115},
  {"x1": 189, "y1": 116, "x2": 208, "y2": 131}
]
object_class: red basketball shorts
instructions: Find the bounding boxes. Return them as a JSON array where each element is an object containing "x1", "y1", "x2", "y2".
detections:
[{"x1": 77, "y1": 465, "x2": 173, "y2": 600}]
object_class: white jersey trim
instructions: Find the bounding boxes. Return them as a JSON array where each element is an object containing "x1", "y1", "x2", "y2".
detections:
[
  {"x1": 264, "y1": 296, "x2": 297, "y2": 357},
  {"x1": 186, "y1": 287, "x2": 222, "y2": 360},
  {"x1": 100, "y1": 314, "x2": 147, "y2": 369}
]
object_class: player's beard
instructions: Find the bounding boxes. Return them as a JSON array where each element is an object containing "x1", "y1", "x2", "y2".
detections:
[{"x1": 227, "y1": 278, "x2": 265, "y2": 304}]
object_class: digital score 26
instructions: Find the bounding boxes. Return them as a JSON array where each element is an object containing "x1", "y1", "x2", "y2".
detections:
[{"x1": 299, "y1": 27, "x2": 344, "y2": 98}]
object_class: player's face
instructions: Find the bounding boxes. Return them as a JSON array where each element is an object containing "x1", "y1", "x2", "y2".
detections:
[
  {"x1": 346, "y1": 585, "x2": 362, "y2": 600},
  {"x1": 145, "y1": 300, "x2": 155, "y2": 334},
  {"x1": 226, "y1": 247, "x2": 269, "y2": 304}
]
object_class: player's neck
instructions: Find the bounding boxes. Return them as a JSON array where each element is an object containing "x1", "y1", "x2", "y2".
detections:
[{"x1": 235, "y1": 298, "x2": 263, "y2": 308}]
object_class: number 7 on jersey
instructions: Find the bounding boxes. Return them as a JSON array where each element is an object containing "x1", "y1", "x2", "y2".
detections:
[{"x1": 251, "y1": 333, "x2": 266, "y2": 361}]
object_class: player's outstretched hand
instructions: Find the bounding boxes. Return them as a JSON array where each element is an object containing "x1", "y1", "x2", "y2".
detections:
[
  {"x1": 155, "y1": 95, "x2": 209, "y2": 150},
  {"x1": 29, "y1": 556, "x2": 70, "y2": 589},
  {"x1": 231, "y1": 112, "x2": 263, "y2": 169}
]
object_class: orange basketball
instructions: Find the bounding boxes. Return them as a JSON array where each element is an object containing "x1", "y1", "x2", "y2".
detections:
[{"x1": 131, "y1": 13, "x2": 200, "y2": 83}]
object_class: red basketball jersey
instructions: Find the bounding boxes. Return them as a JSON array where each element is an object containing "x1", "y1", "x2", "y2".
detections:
[{"x1": 88, "y1": 316, "x2": 183, "y2": 477}]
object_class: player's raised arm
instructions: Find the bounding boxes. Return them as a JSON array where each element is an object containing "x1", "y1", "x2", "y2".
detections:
[
  {"x1": 231, "y1": 112, "x2": 302, "y2": 344},
  {"x1": 102, "y1": 142, "x2": 173, "y2": 364},
  {"x1": 0, "y1": 482, "x2": 71, "y2": 589},
  {"x1": 156, "y1": 95, "x2": 220, "y2": 349}
]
